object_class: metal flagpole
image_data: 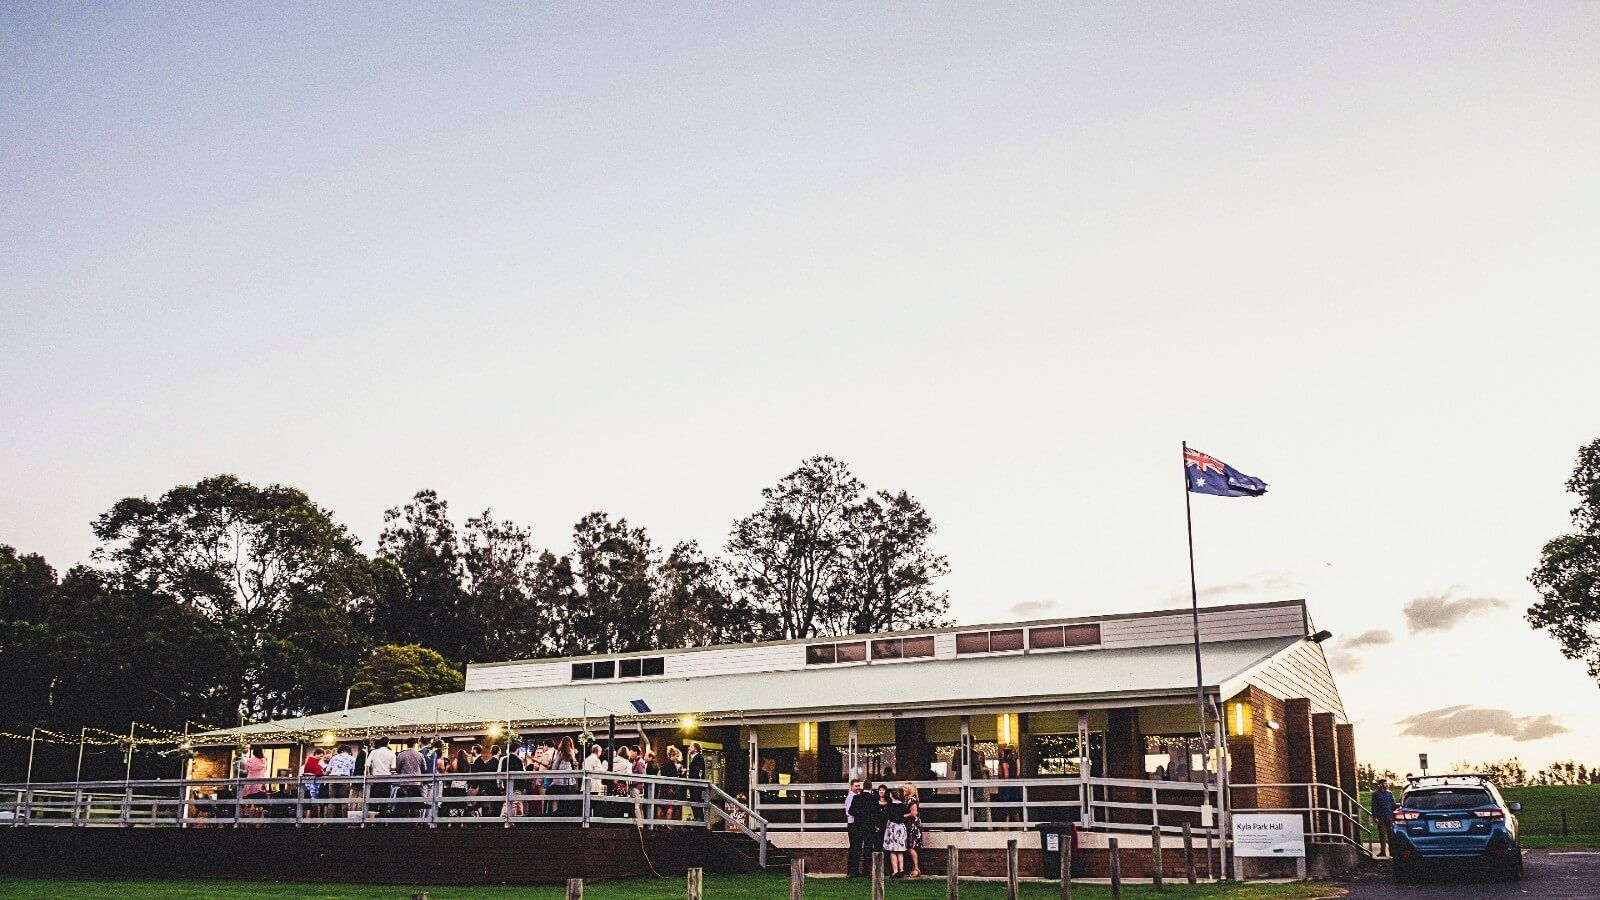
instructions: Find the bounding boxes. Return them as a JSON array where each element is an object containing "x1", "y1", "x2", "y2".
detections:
[
  {"x1": 74, "y1": 726, "x2": 87, "y2": 782},
  {"x1": 124, "y1": 722, "x2": 136, "y2": 783},
  {"x1": 1182, "y1": 441, "x2": 1215, "y2": 878}
]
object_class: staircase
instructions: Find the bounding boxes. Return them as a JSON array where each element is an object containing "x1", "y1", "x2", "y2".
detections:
[{"x1": 713, "y1": 830, "x2": 788, "y2": 872}]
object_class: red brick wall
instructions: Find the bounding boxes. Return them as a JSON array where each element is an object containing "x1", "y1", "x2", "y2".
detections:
[{"x1": 1227, "y1": 687, "x2": 1292, "y2": 810}]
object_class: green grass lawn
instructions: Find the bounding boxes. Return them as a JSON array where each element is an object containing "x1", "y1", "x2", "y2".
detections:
[
  {"x1": 0, "y1": 874, "x2": 1338, "y2": 900},
  {"x1": 1359, "y1": 782, "x2": 1600, "y2": 849}
]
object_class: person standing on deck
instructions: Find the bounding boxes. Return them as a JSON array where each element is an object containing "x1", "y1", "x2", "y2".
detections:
[
  {"x1": 685, "y1": 742, "x2": 706, "y2": 820},
  {"x1": 845, "y1": 779, "x2": 877, "y2": 877}
]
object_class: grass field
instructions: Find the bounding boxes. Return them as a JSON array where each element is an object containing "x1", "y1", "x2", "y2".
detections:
[
  {"x1": 0, "y1": 875, "x2": 1339, "y2": 900},
  {"x1": 1360, "y1": 782, "x2": 1600, "y2": 848}
]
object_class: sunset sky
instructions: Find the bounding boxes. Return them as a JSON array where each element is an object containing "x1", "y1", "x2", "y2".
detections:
[{"x1": 3, "y1": 2, "x2": 1598, "y2": 772}]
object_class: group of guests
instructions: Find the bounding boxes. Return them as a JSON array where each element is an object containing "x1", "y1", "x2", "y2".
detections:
[
  {"x1": 231, "y1": 735, "x2": 707, "y2": 821},
  {"x1": 844, "y1": 780, "x2": 924, "y2": 878}
]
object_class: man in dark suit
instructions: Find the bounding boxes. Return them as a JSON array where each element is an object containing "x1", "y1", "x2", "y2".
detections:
[
  {"x1": 685, "y1": 743, "x2": 705, "y2": 820},
  {"x1": 845, "y1": 779, "x2": 877, "y2": 877}
]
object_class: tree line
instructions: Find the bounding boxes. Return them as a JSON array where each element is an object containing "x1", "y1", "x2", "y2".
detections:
[
  {"x1": 0, "y1": 456, "x2": 949, "y2": 777},
  {"x1": 1358, "y1": 759, "x2": 1600, "y2": 790}
]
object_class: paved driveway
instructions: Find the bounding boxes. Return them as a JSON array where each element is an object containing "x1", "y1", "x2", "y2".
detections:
[{"x1": 1339, "y1": 850, "x2": 1600, "y2": 898}]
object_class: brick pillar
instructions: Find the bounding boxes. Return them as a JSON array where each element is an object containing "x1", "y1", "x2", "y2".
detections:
[
  {"x1": 1311, "y1": 713, "x2": 1339, "y2": 839},
  {"x1": 1106, "y1": 707, "x2": 1144, "y2": 823},
  {"x1": 1335, "y1": 724, "x2": 1359, "y2": 840},
  {"x1": 1282, "y1": 697, "x2": 1315, "y2": 830}
]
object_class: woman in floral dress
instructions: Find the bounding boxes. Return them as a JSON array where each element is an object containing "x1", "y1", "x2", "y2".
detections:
[{"x1": 901, "y1": 783, "x2": 924, "y2": 877}]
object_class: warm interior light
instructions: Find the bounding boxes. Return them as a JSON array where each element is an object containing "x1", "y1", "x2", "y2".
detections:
[
  {"x1": 798, "y1": 721, "x2": 818, "y2": 753},
  {"x1": 487, "y1": 723, "x2": 504, "y2": 738},
  {"x1": 997, "y1": 713, "x2": 1019, "y2": 746},
  {"x1": 680, "y1": 715, "x2": 696, "y2": 730},
  {"x1": 319, "y1": 731, "x2": 337, "y2": 745},
  {"x1": 1228, "y1": 701, "x2": 1252, "y2": 738}
]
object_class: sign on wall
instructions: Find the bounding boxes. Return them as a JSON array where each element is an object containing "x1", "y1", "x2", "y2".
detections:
[{"x1": 1231, "y1": 814, "x2": 1306, "y2": 858}]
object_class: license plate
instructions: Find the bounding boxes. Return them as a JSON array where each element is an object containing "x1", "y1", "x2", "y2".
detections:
[{"x1": 1434, "y1": 820, "x2": 1462, "y2": 830}]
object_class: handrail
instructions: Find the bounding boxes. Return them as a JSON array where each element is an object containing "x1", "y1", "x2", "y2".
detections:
[{"x1": 705, "y1": 783, "x2": 770, "y2": 867}]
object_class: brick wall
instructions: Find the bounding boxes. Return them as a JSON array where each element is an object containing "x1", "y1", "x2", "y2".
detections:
[
  {"x1": 1311, "y1": 712, "x2": 1339, "y2": 838},
  {"x1": 1227, "y1": 687, "x2": 1292, "y2": 810}
]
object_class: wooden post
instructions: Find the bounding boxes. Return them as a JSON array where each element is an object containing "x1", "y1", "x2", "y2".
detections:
[
  {"x1": 790, "y1": 858, "x2": 806, "y2": 900},
  {"x1": 687, "y1": 867, "x2": 703, "y2": 900},
  {"x1": 1058, "y1": 835, "x2": 1071, "y2": 900},
  {"x1": 410, "y1": 894, "x2": 429, "y2": 900},
  {"x1": 1108, "y1": 837, "x2": 1122, "y2": 899},
  {"x1": 871, "y1": 852, "x2": 885, "y2": 900},
  {"x1": 947, "y1": 846, "x2": 960, "y2": 900},
  {"x1": 1151, "y1": 826, "x2": 1163, "y2": 889},
  {"x1": 1183, "y1": 822, "x2": 1196, "y2": 885},
  {"x1": 567, "y1": 878, "x2": 583, "y2": 900},
  {"x1": 1006, "y1": 839, "x2": 1019, "y2": 900}
]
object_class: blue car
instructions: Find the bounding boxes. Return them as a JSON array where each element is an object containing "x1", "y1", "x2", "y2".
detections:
[{"x1": 1390, "y1": 775, "x2": 1522, "y2": 883}]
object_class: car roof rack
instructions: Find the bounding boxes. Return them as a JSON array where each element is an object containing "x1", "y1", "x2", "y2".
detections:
[{"x1": 1405, "y1": 773, "x2": 1494, "y2": 787}]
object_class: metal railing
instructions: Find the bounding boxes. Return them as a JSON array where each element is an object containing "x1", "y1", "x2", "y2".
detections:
[
  {"x1": 1229, "y1": 781, "x2": 1376, "y2": 855},
  {"x1": 0, "y1": 769, "x2": 770, "y2": 855},
  {"x1": 748, "y1": 775, "x2": 1221, "y2": 837}
]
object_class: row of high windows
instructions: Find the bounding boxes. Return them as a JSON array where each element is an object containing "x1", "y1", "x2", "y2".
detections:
[
  {"x1": 571, "y1": 656, "x2": 665, "y2": 681},
  {"x1": 805, "y1": 623, "x2": 1102, "y2": 665}
]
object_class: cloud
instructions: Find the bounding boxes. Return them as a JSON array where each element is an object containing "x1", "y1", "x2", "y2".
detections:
[
  {"x1": 1324, "y1": 629, "x2": 1393, "y2": 673},
  {"x1": 1403, "y1": 593, "x2": 1509, "y2": 634},
  {"x1": 1343, "y1": 629, "x2": 1394, "y2": 650},
  {"x1": 1009, "y1": 599, "x2": 1058, "y2": 616},
  {"x1": 1395, "y1": 705, "x2": 1568, "y2": 742},
  {"x1": 1168, "y1": 572, "x2": 1298, "y2": 605}
]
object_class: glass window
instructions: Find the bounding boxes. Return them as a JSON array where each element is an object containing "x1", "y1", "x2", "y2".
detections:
[
  {"x1": 835, "y1": 642, "x2": 867, "y2": 663},
  {"x1": 955, "y1": 632, "x2": 990, "y2": 654},
  {"x1": 806, "y1": 644, "x2": 837, "y2": 665},
  {"x1": 990, "y1": 629, "x2": 1025, "y2": 652},
  {"x1": 592, "y1": 660, "x2": 615, "y2": 679},
  {"x1": 902, "y1": 636, "x2": 935, "y2": 658},
  {"x1": 1405, "y1": 789, "x2": 1493, "y2": 810},
  {"x1": 871, "y1": 639, "x2": 902, "y2": 660},
  {"x1": 571, "y1": 662, "x2": 593, "y2": 680},
  {"x1": 1063, "y1": 624, "x2": 1102, "y2": 647},
  {"x1": 642, "y1": 657, "x2": 665, "y2": 676},
  {"x1": 619, "y1": 658, "x2": 642, "y2": 678},
  {"x1": 1029, "y1": 627, "x2": 1065, "y2": 649}
]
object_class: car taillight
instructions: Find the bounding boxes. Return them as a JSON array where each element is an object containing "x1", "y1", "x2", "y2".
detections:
[
  {"x1": 1474, "y1": 809, "x2": 1505, "y2": 820},
  {"x1": 1394, "y1": 810, "x2": 1421, "y2": 821}
]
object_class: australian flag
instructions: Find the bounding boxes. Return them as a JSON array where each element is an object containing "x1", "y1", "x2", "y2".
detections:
[{"x1": 1185, "y1": 447, "x2": 1267, "y2": 497}]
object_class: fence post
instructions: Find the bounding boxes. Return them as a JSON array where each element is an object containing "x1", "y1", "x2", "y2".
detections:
[
  {"x1": 1183, "y1": 822, "x2": 1196, "y2": 884},
  {"x1": 567, "y1": 877, "x2": 583, "y2": 900},
  {"x1": 1006, "y1": 839, "x2": 1019, "y2": 900},
  {"x1": 121, "y1": 784, "x2": 132, "y2": 827},
  {"x1": 687, "y1": 867, "x2": 703, "y2": 900},
  {"x1": 1058, "y1": 836, "x2": 1071, "y2": 900},
  {"x1": 947, "y1": 845, "x2": 960, "y2": 900},
  {"x1": 871, "y1": 852, "x2": 885, "y2": 900},
  {"x1": 581, "y1": 771, "x2": 591, "y2": 828},
  {"x1": 1151, "y1": 825, "x2": 1163, "y2": 888},
  {"x1": 1108, "y1": 837, "x2": 1122, "y2": 899},
  {"x1": 790, "y1": 858, "x2": 806, "y2": 900}
]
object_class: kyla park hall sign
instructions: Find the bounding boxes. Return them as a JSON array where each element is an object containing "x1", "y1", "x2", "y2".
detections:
[{"x1": 1231, "y1": 813, "x2": 1306, "y2": 858}]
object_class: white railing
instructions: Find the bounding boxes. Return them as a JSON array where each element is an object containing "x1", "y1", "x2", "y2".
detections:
[
  {"x1": 748, "y1": 775, "x2": 1220, "y2": 837},
  {"x1": 0, "y1": 769, "x2": 769, "y2": 855},
  {"x1": 1230, "y1": 781, "x2": 1376, "y2": 854}
]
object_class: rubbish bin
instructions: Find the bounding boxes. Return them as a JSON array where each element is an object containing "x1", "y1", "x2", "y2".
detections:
[{"x1": 1035, "y1": 821, "x2": 1080, "y2": 878}]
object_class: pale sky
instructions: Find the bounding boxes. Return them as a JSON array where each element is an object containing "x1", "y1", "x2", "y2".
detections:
[{"x1": 3, "y1": 3, "x2": 1598, "y2": 773}]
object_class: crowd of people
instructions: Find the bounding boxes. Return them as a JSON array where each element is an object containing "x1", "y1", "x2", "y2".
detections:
[
  {"x1": 226, "y1": 737, "x2": 709, "y2": 821},
  {"x1": 844, "y1": 780, "x2": 924, "y2": 878}
]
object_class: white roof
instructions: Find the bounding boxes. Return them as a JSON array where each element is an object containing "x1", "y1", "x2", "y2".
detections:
[{"x1": 222, "y1": 634, "x2": 1302, "y2": 741}]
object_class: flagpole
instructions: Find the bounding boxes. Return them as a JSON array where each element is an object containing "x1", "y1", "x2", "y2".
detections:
[{"x1": 1182, "y1": 441, "x2": 1214, "y2": 876}]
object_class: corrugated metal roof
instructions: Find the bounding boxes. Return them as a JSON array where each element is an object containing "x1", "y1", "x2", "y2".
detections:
[{"x1": 222, "y1": 635, "x2": 1300, "y2": 740}]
